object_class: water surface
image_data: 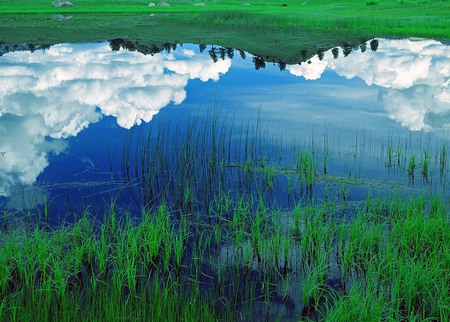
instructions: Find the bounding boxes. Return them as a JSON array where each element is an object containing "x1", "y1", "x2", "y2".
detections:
[{"x1": 0, "y1": 38, "x2": 449, "y2": 215}]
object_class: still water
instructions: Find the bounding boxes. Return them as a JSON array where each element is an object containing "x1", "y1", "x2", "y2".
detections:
[{"x1": 0, "y1": 38, "x2": 449, "y2": 216}]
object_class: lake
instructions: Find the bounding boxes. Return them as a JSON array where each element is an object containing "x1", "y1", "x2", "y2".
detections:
[{"x1": 1, "y1": 37, "x2": 449, "y2": 216}]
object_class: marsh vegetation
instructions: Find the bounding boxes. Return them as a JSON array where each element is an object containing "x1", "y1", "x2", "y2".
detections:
[{"x1": 1, "y1": 112, "x2": 449, "y2": 321}]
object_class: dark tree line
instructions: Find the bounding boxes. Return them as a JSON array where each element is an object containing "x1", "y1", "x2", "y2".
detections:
[{"x1": 106, "y1": 38, "x2": 380, "y2": 71}]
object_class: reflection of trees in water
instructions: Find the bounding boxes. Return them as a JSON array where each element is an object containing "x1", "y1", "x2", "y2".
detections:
[
  {"x1": 309, "y1": 39, "x2": 377, "y2": 62},
  {"x1": 360, "y1": 42, "x2": 367, "y2": 52},
  {"x1": 317, "y1": 48, "x2": 325, "y2": 61},
  {"x1": 109, "y1": 38, "x2": 137, "y2": 52},
  {"x1": 208, "y1": 46, "x2": 218, "y2": 62},
  {"x1": 277, "y1": 61, "x2": 287, "y2": 71},
  {"x1": 206, "y1": 46, "x2": 236, "y2": 62},
  {"x1": 105, "y1": 38, "x2": 380, "y2": 71},
  {"x1": 370, "y1": 39, "x2": 379, "y2": 52},
  {"x1": 219, "y1": 47, "x2": 227, "y2": 60},
  {"x1": 2, "y1": 37, "x2": 380, "y2": 65},
  {"x1": 163, "y1": 43, "x2": 178, "y2": 53},
  {"x1": 0, "y1": 42, "x2": 51, "y2": 57},
  {"x1": 332, "y1": 47, "x2": 339, "y2": 59},
  {"x1": 252, "y1": 56, "x2": 266, "y2": 70},
  {"x1": 109, "y1": 38, "x2": 123, "y2": 51},
  {"x1": 226, "y1": 47, "x2": 234, "y2": 59},
  {"x1": 301, "y1": 49, "x2": 308, "y2": 60},
  {"x1": 106, "y1": 38, "x2": 378, "y2": 71},
  {"x1": 109, "y1": 38, "x2": 180, "y2": 55},
  {"x1": 342, "y1": 44, "x2": 352, "y2": 57}
]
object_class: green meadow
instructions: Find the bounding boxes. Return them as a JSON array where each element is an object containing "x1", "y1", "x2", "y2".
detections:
[{"x1": 1, "y1": 0, "x2": 449, "y2": 61}]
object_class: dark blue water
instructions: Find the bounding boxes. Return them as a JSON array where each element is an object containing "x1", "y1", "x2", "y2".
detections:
[{"x1": 1, "y1": 38, "x2": 449, "y2": 219}]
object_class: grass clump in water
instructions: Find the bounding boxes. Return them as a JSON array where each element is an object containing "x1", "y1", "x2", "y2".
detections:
[{"x1": 2, "y1": 194, "x2": 448, "y2": 320}]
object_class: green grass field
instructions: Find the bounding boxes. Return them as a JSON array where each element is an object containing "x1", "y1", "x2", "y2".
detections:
[{"x1": 1, "y1": 0, "x2": 449, "y2": 60}]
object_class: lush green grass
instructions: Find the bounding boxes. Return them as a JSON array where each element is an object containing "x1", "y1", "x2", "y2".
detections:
[
  {"x1": 1, "y1": 195, "x2": 448, "y2": 320},
  {"x1": 0, "y1": 0, "x2": 449, "y2": 63}
]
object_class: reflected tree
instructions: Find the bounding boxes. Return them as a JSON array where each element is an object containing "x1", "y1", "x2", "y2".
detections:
[
  {"x1": 239, "y1": 50, "x2": 246, "y2": 60},
  {"x1": 226, "y1": 47, "x2": 234, "y2": 59},
  {"x1": 252, "y1": 56, "x2": 266, "y2": 70},
  {"x1": 163, "y1": 43, "x2": 174, "y2": 53},
  {"x1": 149, "y1": 45, "x2": 163, "y2": 55},
  {"x1": 360, "y1": 42, "x2": 367, "y2": 53},
  {"x1": 370, "y1": 39, "x2": 379, "y2": 52},
  {"x1": 199, "y1": 44, "x2": 207, "y2": 53},
  {"x1": 109, "y1": 38, "x2": 124, "y2": 51},
  {"x1": 277, "y1": 61, "x2": 286, "y2": 71},
  {"x1": 301, "y1": 49, "x2": 308, "y2": 60},
  {"x1": 124, "y1": 40, "x2": 136, "y2": 52},
  {"x1": 208, "y1": 46, "x2": 219, "y2": 62},
  {"x1": 331, "y1": 47, "x2": 339, "y2": 59},
  {"x1": 27, "y1": 44, "x2": 36, "y2": 53},
  {"x1": 342, "y1": 44, "x2": 352, "y2": 57},
  {"x1": 219, "y1": 47, "x2": 227, "y2": 60},
  {"x1": 317, "y1": 48, "x2": 325, "y2": 61}
]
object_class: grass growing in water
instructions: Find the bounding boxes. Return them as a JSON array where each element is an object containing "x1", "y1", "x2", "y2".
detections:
[
  {"x1": 1, "y1": 114, "x2": 449, "y2": 320},
  {"x1": 1, "y1": 195, "x2": 448, "y2": 320}
]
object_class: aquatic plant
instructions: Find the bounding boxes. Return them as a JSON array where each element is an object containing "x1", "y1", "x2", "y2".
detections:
[
  {"x1": 1, "y1": 114, "x2": 450, "y2": 321},
  {"x1": 296, "y1": 151, "x2": 317, "y2": 186}
]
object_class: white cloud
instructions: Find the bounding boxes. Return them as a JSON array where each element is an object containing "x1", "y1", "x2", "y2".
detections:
[
  {"x1": 0, "y1": 43, "x2": 231, "y2": 198},
  {"x1": 286, "y1": 39, "x2": 450, "y2": 131}
]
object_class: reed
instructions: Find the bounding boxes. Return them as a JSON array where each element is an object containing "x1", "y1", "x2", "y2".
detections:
[{"x1": 1, "y1": 114, "x2": 449, "y2": 321}]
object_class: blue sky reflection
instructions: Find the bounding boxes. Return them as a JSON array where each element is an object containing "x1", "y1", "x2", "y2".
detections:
[{"x1": 0, "y1": 38, "x2": 448, "y2": 208}]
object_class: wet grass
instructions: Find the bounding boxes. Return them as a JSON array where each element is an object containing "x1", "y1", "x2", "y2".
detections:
[
  {"x1": 1, "y1": 113, "x2": 449, "y2": 320},
  {"x1": 1, "y1": 194, "x2": 448, "y2": 320}
]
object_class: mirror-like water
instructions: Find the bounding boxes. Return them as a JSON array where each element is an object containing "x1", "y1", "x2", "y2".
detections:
[{"x1": 1, "y1": 38, "x2": 449, "y2": 213}]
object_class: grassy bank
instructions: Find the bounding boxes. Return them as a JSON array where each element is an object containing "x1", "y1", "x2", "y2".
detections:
[
  {"x1": 1, "y1": 0, "x2": 449, "y2": 62},
  {"x1": 0, "y1": 13, "x2": 368, "y2": 63}
]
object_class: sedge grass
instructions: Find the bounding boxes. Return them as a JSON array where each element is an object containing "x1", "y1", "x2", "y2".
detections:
[
  {"x1": 1, "y1": 188, "x2": 449, "y2": 321},
  {"x1": 1, "y1": 115, "x2": 450, "y2": 321}
]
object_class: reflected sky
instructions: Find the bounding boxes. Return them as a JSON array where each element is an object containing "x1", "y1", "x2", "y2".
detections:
[
  {"x1": 0, "y1": 44, "x2": 230, "y2": 198},
  {"x1": 0, "y1": 38, "x2": 449, "y2": 207},
  {"x1": 286, "y1": 39, "x2": 450, "y2": 131}
]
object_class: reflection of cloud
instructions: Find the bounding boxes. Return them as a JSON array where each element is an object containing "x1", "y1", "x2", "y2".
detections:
[
  {"x1": 0, "y1": 113, "x2": 67, "y2": 198},
  {"x1": 0, "y1": 43, "x2": 231, "y2": 198},
  {"x1": 0, "y1": 43, "x2": 231, "y2": 131},
  {"x1": 286, "y1": 58, "x2": 327, "y2": 80},
  {"x1": 287, "y1": 39, "x2": 450, "y2": 131}
]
